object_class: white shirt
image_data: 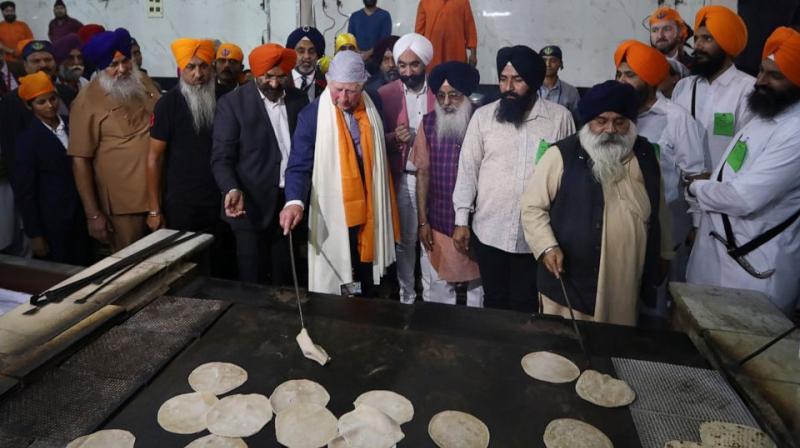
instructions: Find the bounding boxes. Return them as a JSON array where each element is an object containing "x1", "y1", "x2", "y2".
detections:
[
  {"x1": 453, "y1": 98, "x2": 575, "y2": 253},
  {"x1": 686, "y1": 102, "x2": 800, "y2": 314},
  {"x1": 257, "y1": 87, "x2": 292, "y2": 188},
  {"x1": 42, "y1": 116, "x2": 69, "y2": 149},
  {"x1": 403, "y1": 81, "x2": 429, "y2": 171},
  {"x1": 672, "y1": 64, "x2": 755, "y2": 170},
  {"x1": 292, "y1": 69, "x2": 316, "y2": 102}
]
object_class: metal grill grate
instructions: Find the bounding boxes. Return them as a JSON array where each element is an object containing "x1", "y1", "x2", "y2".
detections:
[{"x1": 612, "y1": 357, "x2": 758, "y2": 448}]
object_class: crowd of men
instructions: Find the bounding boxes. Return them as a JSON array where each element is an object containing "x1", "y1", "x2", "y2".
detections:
[{"x1": 1, "y1": 0, "x2": 798, "y2": 326}]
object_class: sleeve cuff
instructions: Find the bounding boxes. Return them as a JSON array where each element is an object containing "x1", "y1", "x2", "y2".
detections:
[
  {"x1": 454, "y1": 210, "x2": 470, "y2": 226},
  {"x1": 284, "y1": 199, "x2": 305, "y2": 210}
]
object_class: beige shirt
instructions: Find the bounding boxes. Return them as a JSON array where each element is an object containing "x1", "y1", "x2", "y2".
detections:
[
  {"x1": 68, "y1": 75, "x2": 160, "y2": 215},
  {"x1": 453, "y1": 98, "x2": 575, "y2": 253},
  {"x1": 521, "y1": 145, "x2": 673, "y2": 326}
]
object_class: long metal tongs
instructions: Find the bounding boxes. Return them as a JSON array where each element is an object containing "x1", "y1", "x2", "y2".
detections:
[
  {"x1": 289, "y1": 230, "x2": 331, "y2": 366},
  {"x1": 559, "y1": 277, "x2": 592, "y2": 368}
]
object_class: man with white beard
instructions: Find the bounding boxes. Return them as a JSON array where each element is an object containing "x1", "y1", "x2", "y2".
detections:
[
  {"x1": 52, "y1": 32, "x2": 88, "y2": 93},
  {"x1": 411, "y1": 61, "x2": 483, "y2": 307},
  {"x1": 522, "y1": 80, "x2": 673, "y2": 326},
  {"x1": 145, "y1": 38, "x2": 234, "y2": 277},
  {"x1": 68, "y1": 28, "x2": 160, "y2": 252}
]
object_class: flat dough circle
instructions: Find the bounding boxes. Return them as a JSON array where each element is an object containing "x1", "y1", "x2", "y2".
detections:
[
  {"x1": 428, "y1": 410, "x2": 490, "y2": 448},
  {"x1": 327, "y1": 436, "x2": 349, "y2": 448},
  {"x1": 271, "y1": 379, "x2": 330, "y2": 413},
  {"x1": 275, "y1": 403, "x2": 338, "y2": 448},
  {"x1": 184, "y1": 434, "x2": 248, "y2": 448},
  {"x1": 353, "y1": 390, "x2": 414, "y2": 424},
  {"x1": 207, "y1": 393, "x2": 273, "y2": 437},
  {"x1": 575, "y1": 370, "x2": 636, "y2": 408},
  {"x1": 664, "y1": 442, "x2": 702, "y2": 448},
  {"x1": 158, "y1": 391, "x2": 219, "y2": 434},
  {"x1": 521, "y1": 351, "x2": 581, "y2": 383},
  {"x1": 66, "y1": 429, "x2": 136, "y2": 448},
  {"x1": 188, "y1": 362, "x2": 248, "y2": 395},
  {"x1": 699, "y1": 421, "x2": 776, "y2": 448},
  {"x1": 543, "y1": 418, "x2": 612, "y2": 448},
  {"x1": 339, "y1": 404, "x2": 404, "y2": 448}
]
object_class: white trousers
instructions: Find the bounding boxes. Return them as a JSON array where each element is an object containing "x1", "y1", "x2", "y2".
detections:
[
  {"x1": 396, "y1": 172, "x2": 420, "y2": 304},
  {"x1": 420, "y1": 247, "x2": 484, "y2": 307}
]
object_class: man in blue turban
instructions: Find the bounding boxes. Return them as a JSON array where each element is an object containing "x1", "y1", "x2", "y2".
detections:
[{"x1": 286, "y1": 26, "x2": 327, "y2": 102}]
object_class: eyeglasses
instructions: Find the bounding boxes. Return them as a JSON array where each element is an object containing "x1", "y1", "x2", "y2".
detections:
[{"x1": 436, "y1": 91, "x2": 464, "y2": 101}]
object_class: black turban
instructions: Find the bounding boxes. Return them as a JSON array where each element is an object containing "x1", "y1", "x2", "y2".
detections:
[
  {"x1": 367, "y1": 34, "x2": 399, "y2": 74},
  {"x1": 496, "y1": 45, "x2": 545, "y2": 90},
  {"x1": 429, "y1": 61, "x2": 480, "y2": 96},
  {"x1": 286, "y1": 26, "x2": 326, "y2": 56},
  {"x1": 578, "y1": 80, "x2": 638, "y2": 124}
]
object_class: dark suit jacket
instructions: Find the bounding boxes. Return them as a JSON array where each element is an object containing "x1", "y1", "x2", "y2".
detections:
[
  {"x1": 211, "y1": 82, "x2": 308, "y2": 230},
  {"x1": 285, "y1": 99, "x2": 320, "y2": 205}
]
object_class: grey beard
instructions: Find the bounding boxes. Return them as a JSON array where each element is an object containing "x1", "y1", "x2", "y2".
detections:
[
  {"x1": 59, "y1": 64, "x2": 84, "y2": 82},
  {"x1": 97, "y1": 65, "x2": 146, "y2": 102},
  {"x1": 435, "y1": 101, "x2": 472, "y2": 142},
  {"x1": 179, "y1": 76, "x2": 216, "y2": 133},
  {"x1": 579, "y1": 123, "x2": 638, "y2": 186}
]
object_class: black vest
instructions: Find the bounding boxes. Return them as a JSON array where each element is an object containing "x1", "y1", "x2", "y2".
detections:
[{"x1": 537, "y1": 134, "x2": 661, "y2": 316}]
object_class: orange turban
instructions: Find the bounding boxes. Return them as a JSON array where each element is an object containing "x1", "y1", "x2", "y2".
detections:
[
  {"x1": 614, "y1": 40, "x2": 669, "y2": 86},
  {"x1": 170, "y1": 38, "x2": 215, "y2": 69},
  {"x1": 649, "y1": 6, "x2": 689, "y2": 41},
  {"x1": 216, "y1": 43, "x2": 243, "y2": 62},
  {"x1": 15, "y1": 38, "x2": 32, "y2": 57},
  {"x1": 695, "y1": 6, "x2": 748, "y2": 57},
  {"x1": 248, "y1": 43, "x2": 297, "y2": 77},
  {"x1": 764, "y1": 27, "x2": 800, "y2": 87},
  {"x1": 18, "y1": 71, "x2": 55, "y2": 102}
]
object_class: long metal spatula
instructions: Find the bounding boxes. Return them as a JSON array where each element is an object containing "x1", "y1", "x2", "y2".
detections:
[
  {"x1": 559, "y1": 277, "x2": 592, "y2": 368},
  {"x1": 289, "y1": 230, "x2": 331, "y2": 366}
]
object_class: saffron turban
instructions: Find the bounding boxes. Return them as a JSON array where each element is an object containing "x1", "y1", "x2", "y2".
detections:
[
  {"x1": 82, "y1": 28, "x2": 132, "y2": 70},
  {"x1": 77, "y1": 24, "x2": 105, "y2": 44},
  {"x1": 286, "y1": 26, "x2": 326, "y2": 56},
  {"x1": 614, "y1": 40, "x2": 669, "y2": 87},
  {"x1": 171, "y1": 38, "x2": 215, "y2": 69},
  {"x1": 18, "y1": 71, "x2": 55, "y2": 102},
  {"x1": 216, "y1": 43, "x2": 243, "y2": 62},
  {"x1": 428, "y1": 61, "x2": 480, "y2": 96},
  {"x1": 695, "y1": 5, "x2": 748, "y2": 57},
  {"x1": 52, "y1": 33, "x2": 81, "y2": 64},
  {"x1": 393, "y1": 33, "x2": 433, "y2": 66},
  {"x1": 496, "y1": 45, "x2": 545, "y2": 90},
  {"x1": 649, "y1": 6, "x2": 690, "y2": 41},
  {"x1": 578, "y1": 80, "x2": 638, "y2": 124},
  {"x1": 248, "y1": 43, "x2": 297, "y2": 77},
  {"x1": 327, "y1": 50, "x2": 369, "y2": 84},
  {"x1": 763, "y1": 26, "x2": 800, "y2": 87},
  {"x1": 335, "y1": 33, "x2": 358, "y2": 52}
]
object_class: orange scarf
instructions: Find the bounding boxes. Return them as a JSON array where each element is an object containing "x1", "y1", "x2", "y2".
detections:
[{"x1": 335, "y1": 101, "x2": 400, "y2": 263}]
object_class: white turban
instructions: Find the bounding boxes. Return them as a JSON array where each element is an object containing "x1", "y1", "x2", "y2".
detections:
[
  {"x1": 326, "y1": 50, "x2": 369, "y2": 83},
  {"x1": 393, "y1": 33, "x2": 433, "y2": 66}
]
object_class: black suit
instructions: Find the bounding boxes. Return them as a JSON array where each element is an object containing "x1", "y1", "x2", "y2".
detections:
[{"x1": 211, "y1": 82, "x2": 307, "y2": 284}]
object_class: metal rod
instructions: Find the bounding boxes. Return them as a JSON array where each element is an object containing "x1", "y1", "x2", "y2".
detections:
[
  {"x1": 559, "y1": 277, "x2": 591, "y2": 366},
  {"x1": 735, "y1": 324, "x2": 798, "y2": 368},
  {"x1": 288, "y1": 231, "x2": 305, "y2": 329}
]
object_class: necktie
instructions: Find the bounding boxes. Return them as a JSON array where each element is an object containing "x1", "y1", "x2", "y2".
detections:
[{"x1": 300, "y1": 75, "x2": 309, "y2": 92}]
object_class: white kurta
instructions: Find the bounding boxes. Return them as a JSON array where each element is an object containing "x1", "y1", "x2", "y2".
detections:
[
  {"x1": 687, "y1": 102, "x2": 800, "y2": 315},
  {"x1": 672, "y1": 64, "x2": 755, "y2": 170}
]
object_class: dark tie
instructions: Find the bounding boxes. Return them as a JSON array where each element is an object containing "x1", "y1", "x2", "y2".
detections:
[{"x1": 300, "y1": 75, "x2": 309, "y2": 92}]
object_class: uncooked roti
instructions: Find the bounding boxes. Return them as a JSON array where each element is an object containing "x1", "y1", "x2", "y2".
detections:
[
  {"x1": 699, "y1": 421, "x2": 776, "y2": 448},
  {"x1": 338, "y1": 404, "x2": 404, "y2": 448},
  {"x1": 428, "y1": 410, "x2": 489, "y2": 448},
  {"x1": 575, "y1": 370, "x2": 636, "y2": 408},
  {"x1": 207, "y1": 393, "x2": 273, "y2": 437},
  {"x1": 353, "y1": 390, "x2": 414, "y2": 424},
  {"x1": 66, "y1": 429, "x2": 135, "y2": 448},
  {"x1": 663, "y1": 442, "x2": 701, "y2": 448},
  {"x1": 271, "y1": 379, "x2": 331, "y2": 413},
  {"x1": 521, "y1": 351, "x2": 581, "y2": 383},
  {"x1": 188, "y1": 362, "x2": 248, "y2": 395},
  {"x1": 275, "y1": 403, "x2": 338, "y2": 448},
  {"x1": 158, "y1": 391, "x2": 219, "y2": 434},
  {"x1": 184, "y1": 434, "x2": 248, "y2": 448},
  {"x1": 543, "y1": 418, "x2": 612, "y2": 448},
  {"x1": 327, "y1": 436, "x2": 349, "y2": 448}
]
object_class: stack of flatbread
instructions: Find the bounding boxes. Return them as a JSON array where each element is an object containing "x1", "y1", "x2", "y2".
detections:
[
  {"x1": 271, "y1": 379, "x2": 338, "y2": 448},
  {"x1": 326, "y1": 390, "x2": 414, "y2": 448}
]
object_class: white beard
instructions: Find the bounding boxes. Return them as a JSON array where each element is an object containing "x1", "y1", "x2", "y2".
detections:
[
  {"x1": 578, "y1": 122, "x2": 638, "y2": 186},
  {"x1": 98, "y1": 65, "x2": 146, "y2": 102},
  {"x1": 435, "y1": 100, "x2": 472, "y2": 142},
  {"x1": 179, "y1": 76, "x2": 216, "y2": 132}
]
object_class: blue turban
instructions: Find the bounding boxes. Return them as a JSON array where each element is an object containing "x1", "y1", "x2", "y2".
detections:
[
  {"x1": 22, "y1": 40, "x2": 54, "y2": 61},
  {"x1": 496, "y1": 45, "x2": 545, "y2": 90},
  {"x1": 82, "y1": 28, "x2": 132, "y2": 70},
  {"x1": 578, "y1": 80, "x2": 638, "y2": 124},
  {"x1": 429, "y1": 61, "x2": 480, "y2": 96},
  {"x1": 286, "y1": 26, "x2": 326, "y2": 56}
]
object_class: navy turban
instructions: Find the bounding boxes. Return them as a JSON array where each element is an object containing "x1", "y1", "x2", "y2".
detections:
[
  {"x1": 286, "y1": 26, "x2": 326, "y2": 56},
  {"x1": 82, "y1": 28, "x2": 132, "y2": 70},
  {"x1": 578, "y1": 80, "x2": 638, "y2": 124},
  {"x1": 496, "y1": 45, "x2": 545, "y2": 90},
  {"x1": 22, "y1": 41, "x2": 54, "y2": 61},
  {"x1": 429, "y1": 61, "x2": 480, "y2": 96}
]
